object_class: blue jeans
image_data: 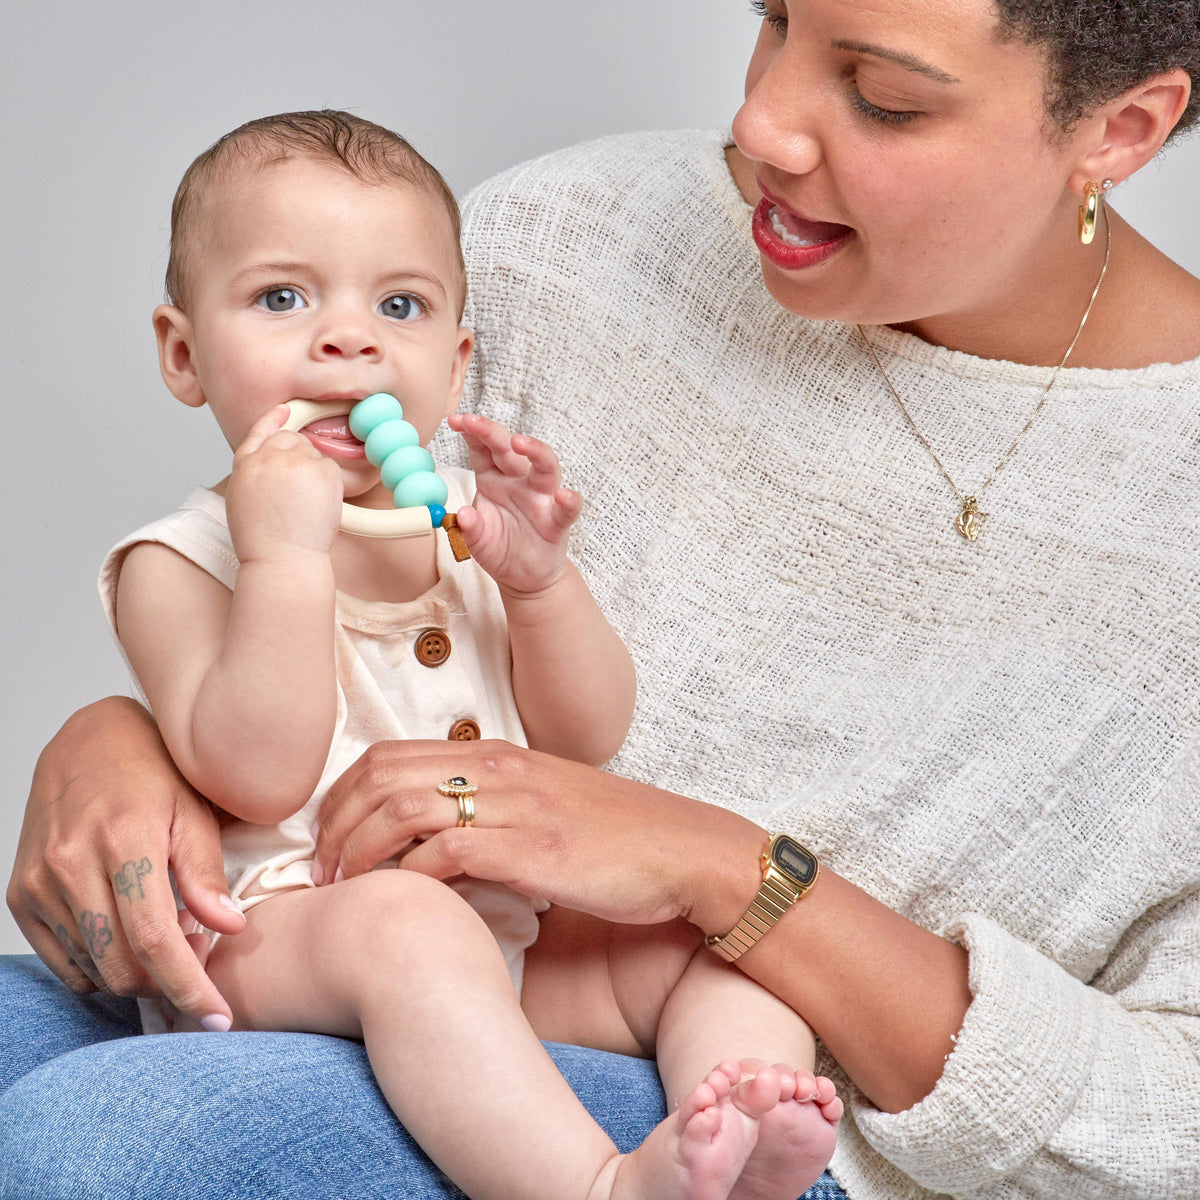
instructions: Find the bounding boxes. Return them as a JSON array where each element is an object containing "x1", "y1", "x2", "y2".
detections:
[{"x1": 0, "y1": 956, "x2": 847, "y2": 1199}]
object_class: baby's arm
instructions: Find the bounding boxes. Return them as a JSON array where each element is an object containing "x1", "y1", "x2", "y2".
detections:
[
  {"x1": 116, "y1": 407, "x2": 342, "y2": 822},
  {"x1": 449, "y1": 412, "x2": 635, "y2": 766}
]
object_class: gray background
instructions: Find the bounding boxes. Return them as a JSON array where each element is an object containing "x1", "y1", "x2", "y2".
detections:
[{"x1": 3, "y1": 2, "x2": 1197, "y2": 955}]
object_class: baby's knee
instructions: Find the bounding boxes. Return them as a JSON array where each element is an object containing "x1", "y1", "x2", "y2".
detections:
[{"x1": 330, "y1": 870, "x2": 492, "y2": 957}]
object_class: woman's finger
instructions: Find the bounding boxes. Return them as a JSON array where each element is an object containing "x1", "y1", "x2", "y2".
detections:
[
  {"x1": 171, "y1": 790, "x2": 246, "y2": 937},
  {"x1": 15, "y1": 911, "x2": 101, "y2": 993},
  {"x1": 104, "y1": 844, "x2": 233, "y2": 1028},
  {"x1": 314, "y1": 740, "x2": 453, "y2": 882},
  {"x1": 333, "y1": 786, "x2": 460, "y2": 880}
]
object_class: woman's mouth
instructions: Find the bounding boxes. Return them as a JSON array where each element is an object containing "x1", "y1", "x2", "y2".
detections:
[{"x1": 751, "y1": 197, "x2": 853, "y2": 270}]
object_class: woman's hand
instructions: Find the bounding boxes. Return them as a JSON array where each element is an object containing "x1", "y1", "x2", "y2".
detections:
[
  {"x1": 311, "y1": 738, "x2": 768, "y2": 933},
  {"x1": 6, "y1": 697, "x2": 242, "y2": 1028},
  {"x1": 313, "y1": 737, "x2": 972, "y2": 1113}
]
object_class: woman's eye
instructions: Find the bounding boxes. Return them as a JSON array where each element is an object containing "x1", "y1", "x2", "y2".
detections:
[
  {"x1": 379, "y1": 294, "x2": 424, "y2": 321},
  {"x1": 256, "y1": 287, "x2": 306, "y2": 312},
  {"x1": 850, "y1": 92, "x2": 918, "y2": 127},
  {"x1": 749, "y1": 0, "x2": 787, "y2": 35}
]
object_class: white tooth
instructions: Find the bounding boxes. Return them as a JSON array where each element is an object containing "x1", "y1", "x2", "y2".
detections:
[{"x1": 770, "y1": 205, "x2": 817, "y2": 248}]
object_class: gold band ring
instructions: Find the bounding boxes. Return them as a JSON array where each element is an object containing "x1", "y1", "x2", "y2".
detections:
[{"x1": 437, "y1": 776, "x2": 478, "y2": 828}]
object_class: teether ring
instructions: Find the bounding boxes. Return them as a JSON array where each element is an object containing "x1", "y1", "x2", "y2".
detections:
[{"x1": 283, "y1": 395, "x2": 469, "y2": 559}]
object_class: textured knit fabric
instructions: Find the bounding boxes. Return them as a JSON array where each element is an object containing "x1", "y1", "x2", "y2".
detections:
[
  {"x1": 99, "y1": 477, "x2": 541, "y2": 1005},
  {"x1": 438, "y1": 128, "x2": 1200, "y2": 1200}
]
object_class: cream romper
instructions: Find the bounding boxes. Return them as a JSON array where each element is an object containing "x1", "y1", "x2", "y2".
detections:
[{"x1": 100, "y1": 471, "x2": 544, "y2": 1029}]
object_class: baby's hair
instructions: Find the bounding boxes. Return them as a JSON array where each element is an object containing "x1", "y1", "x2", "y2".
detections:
[
  {"x1": 996, "y1": 0, "x2": 1200, "y2": 141},
  {"x1": 164, "y1": 109, "x2": 465, "y2": 314}
]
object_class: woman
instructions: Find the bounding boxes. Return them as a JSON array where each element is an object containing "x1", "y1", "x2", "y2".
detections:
[{"x1": 5, "y1": 2, "x2": 1199, "y2": 1196}]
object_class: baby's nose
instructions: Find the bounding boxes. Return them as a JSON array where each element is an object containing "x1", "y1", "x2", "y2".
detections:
[{"x1": 314, "y1": 317, "x2": 381, "y2": 359}]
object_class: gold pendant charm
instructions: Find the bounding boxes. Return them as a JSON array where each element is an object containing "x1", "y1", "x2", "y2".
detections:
[{"x1": 955, "y1": 496, "x2": 985, "y2": 542}]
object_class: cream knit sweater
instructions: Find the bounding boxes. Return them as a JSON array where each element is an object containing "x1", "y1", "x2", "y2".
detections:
[{"x1": 442, "y1": 129, "x2": 1200, "y2": 1200}]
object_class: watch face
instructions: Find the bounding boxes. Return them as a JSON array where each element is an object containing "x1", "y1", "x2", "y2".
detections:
[{"x1": 772, "y1": 835, "x2": 818, "y2": 888}]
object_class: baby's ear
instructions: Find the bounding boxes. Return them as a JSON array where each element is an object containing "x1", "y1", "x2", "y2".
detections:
[
  {"x1": 443, "y1": 325, "x2": 475, "y2": 418},
  {"x1": 153, "y1": 304, "x2": 206, "y2": 409}
]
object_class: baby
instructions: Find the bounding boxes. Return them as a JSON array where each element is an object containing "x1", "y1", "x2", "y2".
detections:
[{"x1": 102, "y1": 109, "x2": 840, "y2": 1200}]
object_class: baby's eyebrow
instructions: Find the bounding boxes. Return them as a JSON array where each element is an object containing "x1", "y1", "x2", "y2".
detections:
[
  {"x1": 383, "y1": 269, "x2": 450, "y2": 300},
  {"x1": 229, "y1": 261, "x2": 311, "y2": 285},
  {"x1": 832, "y1": 39, "x2": 960, "y2": 85}
]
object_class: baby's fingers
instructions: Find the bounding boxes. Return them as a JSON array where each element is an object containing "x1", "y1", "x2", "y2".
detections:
[
  {"x1": 234, "y1": 405, "x2": 292, "y2": 458},
  {"x1": 449, "y1": 412, "x2": 530, "y2": 475},
  {"x1": 509, "y1": 433, "x2": 567, "y2": 495},
  {"x1": 551, "y1": 486, "x2": 584, "y2": 530}
]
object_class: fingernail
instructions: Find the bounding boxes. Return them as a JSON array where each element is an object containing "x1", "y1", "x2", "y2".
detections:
[
  {"x1": 179, "y1": 913, "x2": 201, "y2": 936},
  {"x1": 311, "y1": 859, "x2": 324, "y2": 886},
  {"x1": 218, "y1": 894, "x2": 240, "y2": 912},
  {"x1": 201, "y1": 1013, "x2": 232, "y2": 1033},
  {"x1": 334, "y1": 866, "x2": 345, "y2": 884},
  {"x1": 309, "y1": 820, "x2": 320, "y2": 840}
]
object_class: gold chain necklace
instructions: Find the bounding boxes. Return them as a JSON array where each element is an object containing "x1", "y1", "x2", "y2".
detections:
[{"x1": 858, "y1": 214, "x2": 1111, "y2": 542}]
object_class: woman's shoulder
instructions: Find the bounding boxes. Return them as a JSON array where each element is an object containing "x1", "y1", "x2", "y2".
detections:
[
  {"x1": 459, "y1": 128, "x2": 745, "y2": 271},
  {"x1": 462, "y1": 128, "x2": 727, "y2": 213}
]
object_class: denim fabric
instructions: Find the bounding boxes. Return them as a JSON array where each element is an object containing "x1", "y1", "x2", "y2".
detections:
[{"x1": 0, "y1": 955, "x2": 847, "y2": 1199}]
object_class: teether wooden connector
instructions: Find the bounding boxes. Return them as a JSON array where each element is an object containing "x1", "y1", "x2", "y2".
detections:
[{"x1": 442, "y1": 514, "x2": 471, "y2": 562}]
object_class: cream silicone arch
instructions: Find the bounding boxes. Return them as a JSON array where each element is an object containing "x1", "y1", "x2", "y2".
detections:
[{"x1": 283, "y1": 397, "x2": 468, "y2": 558}]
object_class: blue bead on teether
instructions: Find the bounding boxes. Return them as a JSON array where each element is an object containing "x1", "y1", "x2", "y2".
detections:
[{"x1": 346, "y1": 393, "x2": 469, "y2": 561}]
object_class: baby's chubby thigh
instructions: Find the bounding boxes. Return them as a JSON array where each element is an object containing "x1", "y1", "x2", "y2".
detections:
[
  {"x1": 521, "y1": 906, "x2": 704, "y2": 1059},
  {"x1": 206, "y1": 870, "x2": 516, "y2": 1038}
]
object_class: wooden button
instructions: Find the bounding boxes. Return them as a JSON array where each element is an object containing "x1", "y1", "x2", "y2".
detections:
[
  {"x1": 448, "y1": 719, "x2": 481, "y2": 741},
  {"x1": 414, "y1": 628, "x2": 451, "y2": 667}
]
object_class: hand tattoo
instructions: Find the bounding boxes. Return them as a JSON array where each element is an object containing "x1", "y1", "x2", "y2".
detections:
[
  {"x1": 55, "y1": 923, "x2": 104, "y2": 986},
  {"x1": 78, "y1": 911, "x2": 114, "y2": 961},
  {"x1": 114, "y1": 858, "x2": 153, "y2": 902}
]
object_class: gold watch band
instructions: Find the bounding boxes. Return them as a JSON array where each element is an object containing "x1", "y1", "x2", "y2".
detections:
[{"x1": 705, "y1": 833, "x2": 818, "y2": 963}]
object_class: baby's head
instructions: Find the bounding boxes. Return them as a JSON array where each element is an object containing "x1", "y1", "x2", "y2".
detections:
[
  {"x1": 165, "y1": 109, "x2": 465, "y2": 316},
  {"x1": 154, "y1": 110, "x2": 473, "y2": 500}
]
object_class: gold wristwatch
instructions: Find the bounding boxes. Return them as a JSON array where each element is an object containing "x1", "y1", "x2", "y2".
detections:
[{"x1": 706, "y1": 833, "x2": 819, "y2": 963}]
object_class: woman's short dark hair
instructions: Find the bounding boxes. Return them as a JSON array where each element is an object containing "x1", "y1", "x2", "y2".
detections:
[{"x1": 996, "y1": 0, "x2": 1199, "y2": 140}]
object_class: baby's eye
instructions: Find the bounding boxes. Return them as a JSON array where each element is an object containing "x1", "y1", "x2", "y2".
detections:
[
  {"x1": 256, "y1": 287, "x2": 307, "y2": 312},
  {"x1": 379, "y1": 294, "x2": 424, "y2": 321}
]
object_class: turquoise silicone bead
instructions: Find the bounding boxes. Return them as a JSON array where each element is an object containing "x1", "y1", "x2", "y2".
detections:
[
  {"x1": 428, "y1": 504, "x2": 446, "y2": 528},
  {"x1": 380, "y1": 445, "x2": 435, "y2": 491},
  {"x1": 394, "y1": 471, "x2": 448, "y2": 509},
  {"x1": 349, "y1": 393, "x2": 404, "y2": 441},
  {"x1": 364, "y1": 420, "x2": 420, "y2": 467}
]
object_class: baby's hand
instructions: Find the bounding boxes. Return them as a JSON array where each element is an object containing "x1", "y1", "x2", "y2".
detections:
[
  {"x1": 226, "y1": 406, "x2": 344, "y2": 565},
  {"x1": 448, "y1": 412, "x2": 583, "y2": 595}
]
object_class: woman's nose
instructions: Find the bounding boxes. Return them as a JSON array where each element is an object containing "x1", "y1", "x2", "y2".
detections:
[{"x1": 731, "y1": 44, "x2": 824, "y2": 178}]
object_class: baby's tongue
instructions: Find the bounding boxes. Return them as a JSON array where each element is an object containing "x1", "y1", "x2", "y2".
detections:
[
  {"x1": 304, "y1": 415, "x2": 359, "y2": 442},
  {"x1": 770, "y1": 205, "x2": 851, "y2": 246}
]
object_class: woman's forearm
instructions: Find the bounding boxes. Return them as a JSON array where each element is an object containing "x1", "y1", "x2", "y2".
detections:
[{"x1": 684, "y1": 818, "x2": 970, "y2": 1113}]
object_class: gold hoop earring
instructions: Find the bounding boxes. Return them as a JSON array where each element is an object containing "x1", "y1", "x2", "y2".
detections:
[{"x1": 1079, "y1": 179, "x2": 1114, "y2": 246}]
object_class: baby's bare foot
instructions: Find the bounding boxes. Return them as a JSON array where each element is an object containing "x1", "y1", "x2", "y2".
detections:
[
  {"x1": 592, "y1": 1060, "x2": 839, "y2": 1200},
  {"x1": 726, "y1": 1059, "x2": 841, "y2": 1200}
]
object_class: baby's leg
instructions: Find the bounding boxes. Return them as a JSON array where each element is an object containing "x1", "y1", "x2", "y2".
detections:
[
  {"x1": 525, "y1": 910, "x2": 840, "y2": 1200},
  {"x1": 207, "y1": 873, "x2": 629, "y2": 1200},
  {"x1": 656, "y1": 952, "x2": 842, "y2": 1200}
]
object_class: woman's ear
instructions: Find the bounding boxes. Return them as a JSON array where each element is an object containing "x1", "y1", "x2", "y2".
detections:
[
  {"x1": 443, "y1": 325, "x2": 475, "y2": 419},
  {"x1": 1070, "y1": 68, "x2": 1191, "y2": 195},
  {"x1": 153, "y1": 304, "x2": 207, "y2": 409}
]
